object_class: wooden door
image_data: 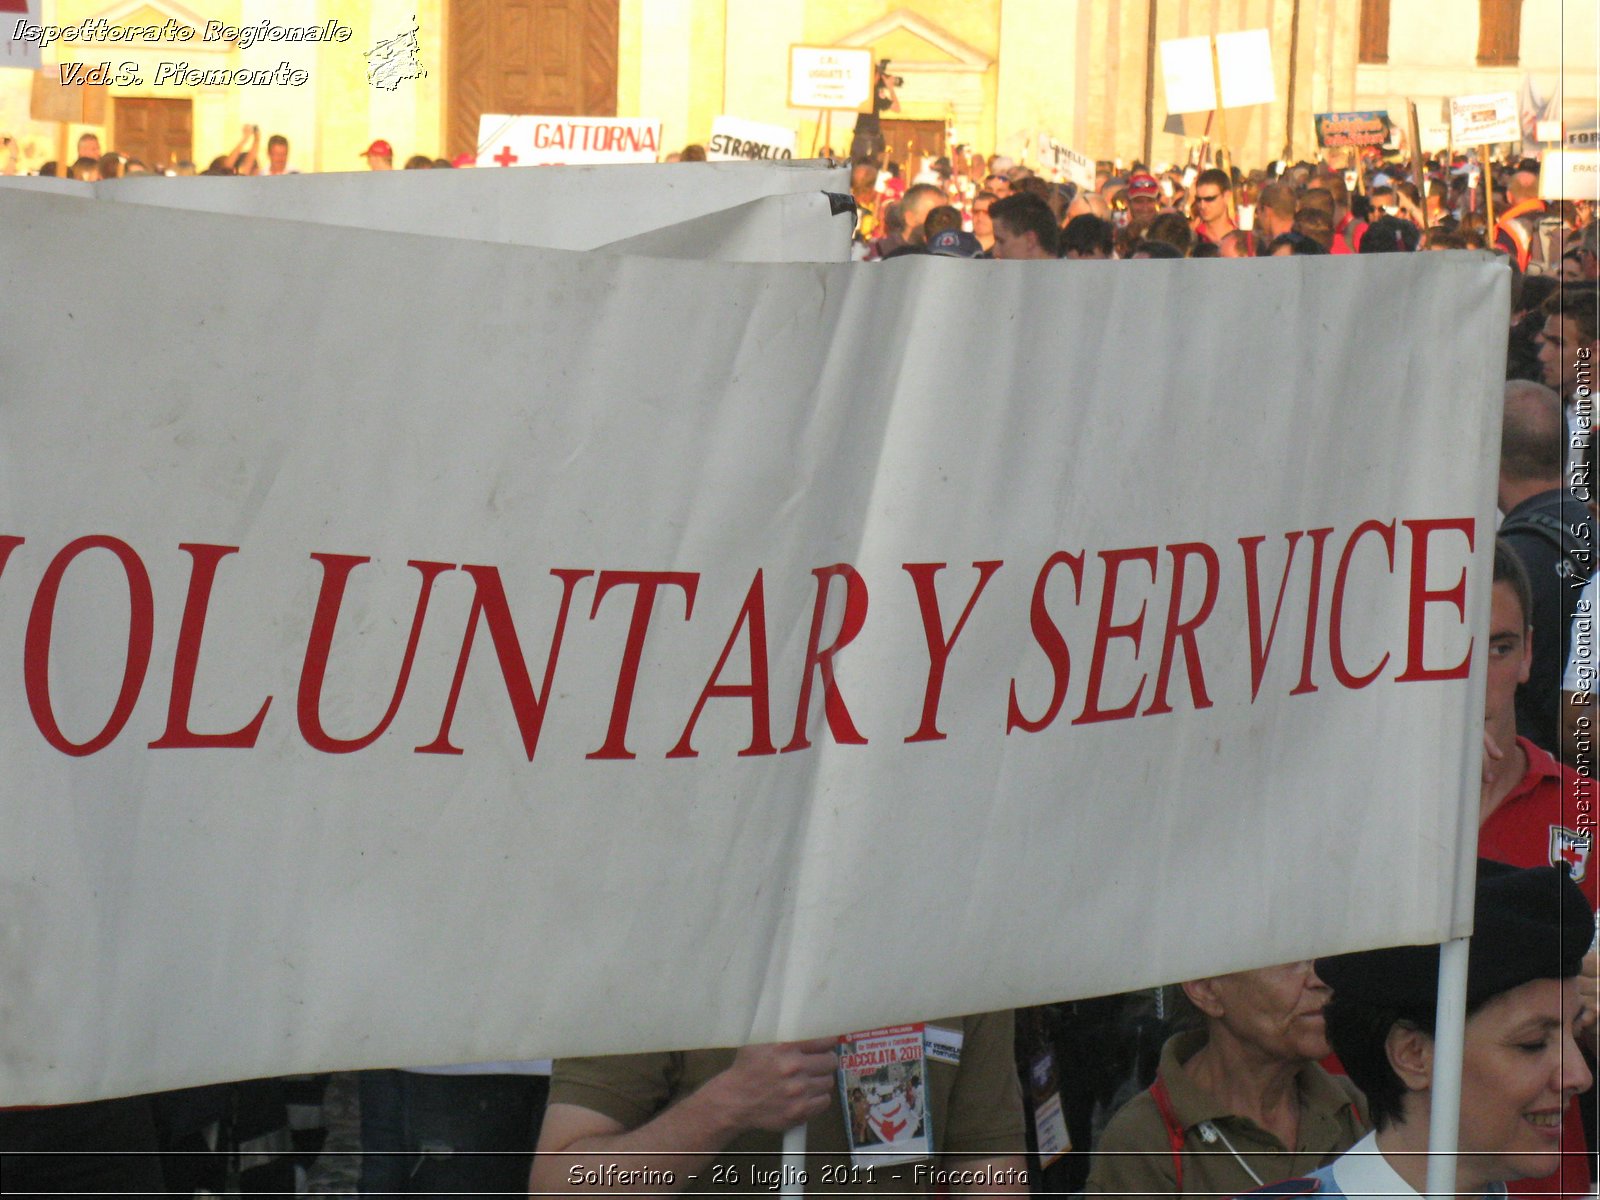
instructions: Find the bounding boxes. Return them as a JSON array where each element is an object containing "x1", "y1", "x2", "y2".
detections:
[
  {"x1": 113, "y1": 97, "x2": 192, "y2": 170},
  {"x1": 448, "y1": 0, "x2": 619, "y2": 160},
  {"x1": 880, "y1": 119, "x2": 947, "y2": 181}
]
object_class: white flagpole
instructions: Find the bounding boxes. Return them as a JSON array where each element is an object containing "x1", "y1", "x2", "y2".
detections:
[
  {"x1": 1424, "y1": 937, "x2": 1472, "y2": 1197},
  {"x1": 781, "y1": 1125, "x2": 807, "y2": 1198}
]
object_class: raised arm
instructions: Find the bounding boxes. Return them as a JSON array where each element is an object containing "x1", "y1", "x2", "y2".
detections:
[{"x1": 530, "y1": 1039, "x2": 837, "y2": 1197}]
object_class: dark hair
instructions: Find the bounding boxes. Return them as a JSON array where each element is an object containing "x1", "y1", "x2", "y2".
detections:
[
  {"x1": 1195, "y1": 167, "x2": 1231, "y2": 194},
  {"x1": 1322, "y1": 995, "x2": 1489, "y2": 1130},
  {"x1": 1359, "y1": 215, "x2": 1420, "y2": 253},
  {"x1": 680, "y1": 144, "x2": 707, "y2": 162},
  {"x1": 989, "y1": 193, "x2": 1059, "y2": 255},
  {"x1": 1268, "y1": 232, "x2": 1328, "y2": 256},
  {"x1": 404, "y1": 154, "x2": 433, "y2": 170},
  {"x1": 1134, "y1": 239, "x2": 1184, "y2": 259},
  {"x1": 1060, "y1": 214, "x2": 1114, "y2": 258},
  {"x1": 1190, "y1": 241, "x2": 1221, "y2": 259},
  {"x1": 1145, "y1": 211, "x2": 1193, "y2": 254},
  {"x1": 922, "y1": 204, "x2": 963, "y2": 239},
  {"x1": 267, "y1": 134, "x2": 288, "y2": 152},
  {"x1": 1494, "y1": 536, "x2": 1534, "y2": 630},
  {"x1": 1295, "y1": 207, "x2": 1335, "y2": 250},
  {"x1": 1544, "y1": 284, "x2": 1599, "y2": 346}
]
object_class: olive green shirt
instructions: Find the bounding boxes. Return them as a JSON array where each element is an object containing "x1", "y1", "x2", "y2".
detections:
[
  {"x1": 1086, "y1": 1030, "x2": 1368, "y2": 1198},
  {"x1": 550, "y1": 1012, "x2": 1026, "y2": 1194}
]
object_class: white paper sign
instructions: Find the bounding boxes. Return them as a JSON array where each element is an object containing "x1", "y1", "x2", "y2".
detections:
[
  {"x1": 789, "y1": 45, "x2": 872, "y2": 110},
  {"x1": 1, "y1": 190, "x2": 1503, "y2": 1104},
  {"x1": 1541, "y1": 150, "x2": 1600, "y2": 201},
  {"x1": 1215, "y1": 29, "x2": 1276, "y2": 108},
  {"x1": 708, "y1": 116, "x2": 797, "y2": 162},
  {"x1": 1160, "y1": 36, "x2": 1217, "y2": 115},
  {"x1": 1419, "y1": 122, "x2": 1452, "y2": 154},
  {"x1": 1450, "y1": 92, "x2": 1520, "y2": 147},
  {"x1": 1037, "y1": 135, "x2": 1094, "y2": 188},
  {"x1": 2, "y1": 0, "x2": 43, "y2": 70},
  {"x1": 476, "y1": 113, "x2": 662, "y2": 166}
]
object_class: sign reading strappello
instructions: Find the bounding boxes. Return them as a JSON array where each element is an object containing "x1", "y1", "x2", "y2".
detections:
[{"x1": 838, "y1": 1025, "x2": 932, "y2": 1166}]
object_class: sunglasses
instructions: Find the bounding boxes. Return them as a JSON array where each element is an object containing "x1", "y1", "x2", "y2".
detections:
[{"x1": 1196, "y1": 192, "x2": 1222, "y2": 203}]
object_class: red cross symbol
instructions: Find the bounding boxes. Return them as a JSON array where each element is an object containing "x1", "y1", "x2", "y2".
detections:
[
  {"x1": 1560, "y1": 842, "x2": 1585, "y2": 868},
  {"x1": 492, "y1": 145, "x2": 518, "y2": 167}
]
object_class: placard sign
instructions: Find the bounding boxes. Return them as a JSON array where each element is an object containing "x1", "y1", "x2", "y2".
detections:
[
  {"x1": 1037, "y1": 135, "x2": 1094, "y2": 188},
  {"x1": 789, "y1": 45, "x2": 872, "y2": 110},
  {"x1": 1159, "y1": 36, "x2": 1217, "y2": 115},
  {"x1": 1541, "y1": 150, "x2": 1600, "y2": 201},
  {"x1": 708, "y1": 116, "x2": 797, "y2": 162},
  {"x1": 1449, "y1": 92, "x2": 1519, "y2": 147},
  {"x1": 476, "y1": 114, "x2": 662, "y2": 167},
  {"x1": 2, "y1": 0, "x2": 42, "y2": 69},
  {"x1": 1214, "y1": 29, "x2": 1275, "y2": 108},
  {"x1": 1315, "y1": 111, "x2": 1393, "y2": 148}
]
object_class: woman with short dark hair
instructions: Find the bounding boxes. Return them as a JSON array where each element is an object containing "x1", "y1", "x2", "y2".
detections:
[{"x1": 1269, "y1": 862, "x2": 1594, "y2": 1198}]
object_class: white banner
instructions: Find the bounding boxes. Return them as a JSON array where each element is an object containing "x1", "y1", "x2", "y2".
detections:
[
  {"x1": 2, "y1": 0, "x2": 43, "y2": 70},
  {"x1": 1450, "y1": 91, "x2": 1520, "y2": 147},
  {"x1": 591, "y1": 192, "x2": 853, "y2": 261},
  {"x1": 1036, "y1": 135, "x2": 1094, "y2": 188},
  {"x1": 2, "y1": 190, "x2": 1502, "y2": 1103},
  {"x1": 476, "y1": 113, "x2": 662, "y2": 166},
  {"x1": 788, "y1": 45, "x2": 872, "y2": 110},
  {"x1": 29, "y1": 161, "x2": 850, "y2": 255},
  {"x1": 708, "y1": 115, "x2": 797, "y2": 162}
]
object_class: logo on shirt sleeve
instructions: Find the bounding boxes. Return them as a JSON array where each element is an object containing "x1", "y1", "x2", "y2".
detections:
[{"x1": 1549, "y1": 826, "x2": 1592, "y2": 881}]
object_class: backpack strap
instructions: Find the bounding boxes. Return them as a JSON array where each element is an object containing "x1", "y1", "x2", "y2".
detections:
[{"x1": 1500, "y1": 508, "x2": 1595, "y2": 579}]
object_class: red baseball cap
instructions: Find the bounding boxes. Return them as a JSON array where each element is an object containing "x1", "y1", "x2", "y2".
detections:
[
  {"x1": 1127, "y1": 171, "x2": 1160, "y2": 197},
  {"x1": 451, "y1": 152, "x2": 475, "y2": 168},
  {"x1": 361, "y1": 139, "x2": 394, "y2": 159}
]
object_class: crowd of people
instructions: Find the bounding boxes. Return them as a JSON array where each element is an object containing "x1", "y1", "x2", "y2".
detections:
[
  {"x1": 2, "y1": 124, "x2": 1598, "y2": 1197},
  {"x1": 1, "y1": 127, "x2": 474, "y2": 180},
  {"x1": 844, "y1": 143, "x2": 1593, "y2": 276}
]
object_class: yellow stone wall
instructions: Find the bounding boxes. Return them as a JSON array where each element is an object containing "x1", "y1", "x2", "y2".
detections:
[
  {"x1": 4, "y1": 0, "x2": 445, "y2": 173},
  {"x1": 4, "y1": 0, "x2": 1588, "y2": 178}
]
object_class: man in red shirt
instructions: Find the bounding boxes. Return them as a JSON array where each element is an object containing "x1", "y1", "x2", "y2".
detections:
[
  {"x1": 1189, "y1": 168, "x2": 1236, "y2": 247},
  {"x1": 1479, "y1": 540, "x2": 1598, "y2": 1198}
]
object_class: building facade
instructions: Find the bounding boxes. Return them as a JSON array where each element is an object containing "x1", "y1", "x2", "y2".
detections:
[{"x1": 1, "y1": 0, "x2": 1592, "y2": 174}]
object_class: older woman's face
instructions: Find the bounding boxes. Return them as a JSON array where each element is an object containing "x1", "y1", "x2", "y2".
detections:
[
  {"x1": 1208, "y1": 961, "x2": 1331, "y2": 1061},
  {"x1": 1457, "y1": 976, "x2": 1592, "y2": 1188}
]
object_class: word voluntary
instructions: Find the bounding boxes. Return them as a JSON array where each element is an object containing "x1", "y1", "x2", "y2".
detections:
[{"x1": 2, "y1": 516, "x2": 1473, "y2": 761}]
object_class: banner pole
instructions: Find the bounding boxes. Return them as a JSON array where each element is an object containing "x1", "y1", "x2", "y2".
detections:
[
  {"x1": 781, "y1": 1125, "x2": 806, "y2": 1198},
  {"x1": 1209, "y1": 35, "x2": 1229, "y2": 171},
  {"x1": 1481, "y1": 145, "x2": 1496, "y2": 227},
  {"x1": 1407, "y1": 101, "x2": 1427, "y2": 201},
  {"x1": 1424, "y1": 936, "x2": 1470, "y2": 1199}
]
